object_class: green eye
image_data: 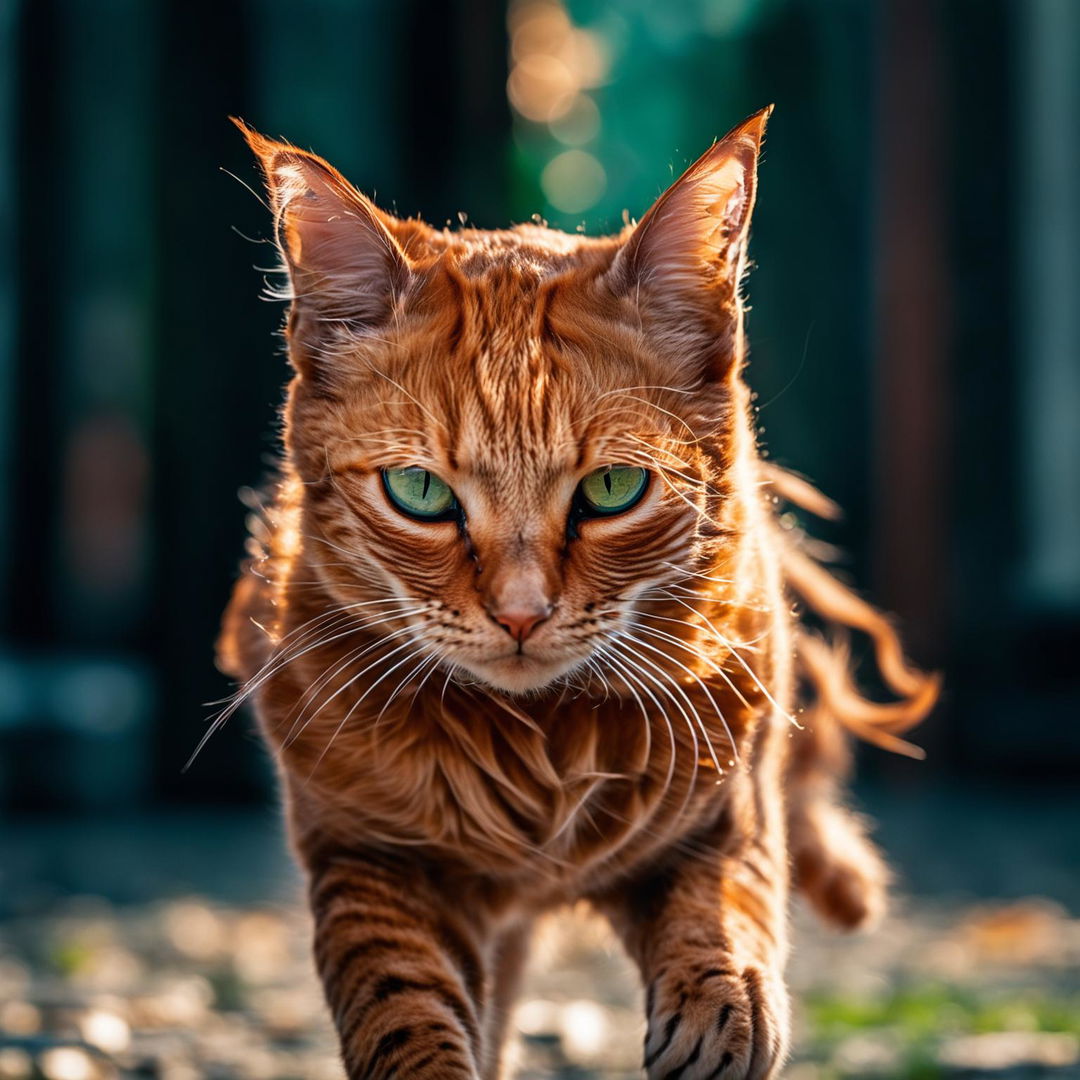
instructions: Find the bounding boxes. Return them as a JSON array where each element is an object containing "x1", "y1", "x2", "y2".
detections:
[
  {"x1": 382, "y1": 467, "x2": 458, "y2": 521},
  {"x1": 578, "y1": 466, "x2": 649, "y2": 516}
]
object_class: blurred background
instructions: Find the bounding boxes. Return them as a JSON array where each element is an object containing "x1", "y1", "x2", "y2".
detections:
[{"x1": 1, "y1": 1, "x2": 1078, "y2": 1078}]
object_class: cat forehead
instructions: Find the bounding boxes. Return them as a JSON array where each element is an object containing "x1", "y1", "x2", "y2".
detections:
[
  {"x1": 334, "y1": 344, "x2": 620, "y2": 480},
  {"x1": 411, "y1": 222, "x2": 617, "y2": 273}
]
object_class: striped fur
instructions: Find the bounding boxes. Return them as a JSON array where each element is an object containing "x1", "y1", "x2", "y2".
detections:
[{"x1": 218, "y1": 109, "x2": 937, "y2": 1079}]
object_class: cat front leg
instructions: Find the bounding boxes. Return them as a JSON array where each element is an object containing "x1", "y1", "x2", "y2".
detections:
[
  {"x1": 306, "y1": 849, "x2": 487, "y2": 1080},
  {"x1": 597, "y1": 831, "x2": 791, "y2": 1079}
]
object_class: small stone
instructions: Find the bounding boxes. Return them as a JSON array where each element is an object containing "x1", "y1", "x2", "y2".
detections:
[
  {"x1": 231, "y1": 912, "x2": 291, "y2": 985},
  {"x1": 79, "y1": 1009, "x2": 131, "y2": 1054},
  {"x1": 38, "y1": 1047, "x2": 98, "y2": 1080},
  {"x1": 0, "y1": 1000, "x2": 41, "y2": 1035},
  {"x1": 158, "y1": 1066, "x2": 200, "y2": 1080},
  {"x1": 783, "y1": 1066, "x2": 820, "y2": 1080},
  {"x1": 71, "y1": 945, "x2": 143, "y2": 991},
  {"x1": 302, "y1": 1055, "x2": 347, "y2": 1080},
  {"x1": 939, "y1": 1031, "x2": 1080, "y2": 1071},
  {"x1": 0, "y1": 1047, "x2": 33, "y2": 1080},
  {"x1": 515, "y1": 998, "x2": 563, "y2": 1037},
  {"x1": 560, "y1": 999, "x2": 609, "y2": 1060},
  {"x1": 249, "y1": 986, "x2": 324, "y2": 1036},
  {"x1": 162, "y1": 902, "x2": 226, "y2": 962},
  {"x1": 832, "y1": 1033, "x2": 900, "y2": 1075},
  {"x1": 0, "y1": 961, "x2": 30, "y2": 1000},
  {"x1": 130, "y1": 976, "x2": 214, "y2": 1028}
]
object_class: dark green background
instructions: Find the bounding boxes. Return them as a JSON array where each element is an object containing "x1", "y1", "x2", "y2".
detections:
[{"x1": 2, "y1": 0, "x2": 1078, "y2": 811}]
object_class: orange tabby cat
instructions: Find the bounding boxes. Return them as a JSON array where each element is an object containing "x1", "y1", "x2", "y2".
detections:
[{"x1": 217, "y1": 108, "x2": 938, "y2": 1079}]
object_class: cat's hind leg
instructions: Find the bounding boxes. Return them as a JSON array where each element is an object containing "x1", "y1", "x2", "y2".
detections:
[
  {"x1": 788, "y1": 795, "x2": 889, "y2": 931},
  {"x1": 480, "y1": 920, "x2": 533, "y2": 1080},
  {"x1": 785, "y1": 704, "x2": 889, "y2": 931}
]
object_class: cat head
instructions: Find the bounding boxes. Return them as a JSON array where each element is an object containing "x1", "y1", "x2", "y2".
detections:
[{"x1": 242, "y1": 109, "x2": 770, "y2": 695}]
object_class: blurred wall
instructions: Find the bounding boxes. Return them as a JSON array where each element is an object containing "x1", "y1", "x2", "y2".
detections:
[{"x1": 1, "y1": 0, "x2": 1078, "y2": 812}]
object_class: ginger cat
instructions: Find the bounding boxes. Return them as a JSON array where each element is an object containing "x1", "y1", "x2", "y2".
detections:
[{"x1": 217, "y1": 108, "x2": 937, "y2": 1079}]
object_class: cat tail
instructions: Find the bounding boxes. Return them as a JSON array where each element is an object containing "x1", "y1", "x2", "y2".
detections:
[
  {"x1": 764, "y1": 463, "x2": 941, "y2": 759},
  {"x1": 766, "y1": 464, "x2": 939, "y2": 930}
]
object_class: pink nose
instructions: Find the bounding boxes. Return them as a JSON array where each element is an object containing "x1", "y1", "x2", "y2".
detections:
[{"x1": 491, "y1": 605, "x2": 553, "y2": 643}]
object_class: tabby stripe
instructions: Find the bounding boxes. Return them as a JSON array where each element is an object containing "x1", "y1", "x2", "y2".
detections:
[
  {"x1": 310, "y1": 850, "x2": 406, "y2": 890},
  {"x1": 737, "y1": 856, "x2": 771, "y2": 885},
  {"x1": 716, "y1": 1003, "x2": 733, "y2": 1033},
  {"x1": 323, "y1": 935, "x2": 416, "y2": 1001},
  {"x1": 663, "y1": 1035, "x2": 703, "y2": 1080},
  {"x1": 704, "y1": 1050, "x2": 735, "y2": 1079},
  {"x1": 339, "y1": 972, "x2": 479, "y2": 1052},
  {"x1": 312, "y1": 875, "x2": 422, "y2": 920},
  {"x1": 698, "y1": 968, "x2": 735, "y2": 984},
  {"x1": 396, "y1": 1025, "x2": 472, "y2": 1074},
  {"x1": 313, "y1": 876, "x2": 401, "y2": 920},
  {"x1": 438, "y1": 920, "x2": 485, "y2": 1007},
  {"x1": 319, "y1": 909, "x2": 413, "y2": 936},
  {"x1": 322, "y1": 924, "x2": 448, "y2": 988},
  {"x1": 742, "y1": 967, "x2": 780, "y2": 1076},
  {"x1": 354, "y1": 1025, "x2": 412, "y2": 1079},
  {"x1": 644, "y1": 1012, "x2": 682, "y2": 1069},
  {"x1": 403, "y1": 1051, "x2": 438, "y2": 1073},
  {"x1": 732, "y1": 905, "x2": 777, "y2": 951}
]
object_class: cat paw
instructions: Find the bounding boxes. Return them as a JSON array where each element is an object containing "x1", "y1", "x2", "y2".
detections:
[
  {"x1": 791, "y1": 804, "x2": 890, "y2": 932},
  {"x1": 643, "y1": 962, "x2": 789, "y2": 1080}
]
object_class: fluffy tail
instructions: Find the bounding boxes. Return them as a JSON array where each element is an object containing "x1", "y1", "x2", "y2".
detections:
[
  {"x1": 765, "y1": 464, "x2": 939, "y2": 930},
  {"x1": 765, "y1": 463, "x2": 941, "y2": 758}
]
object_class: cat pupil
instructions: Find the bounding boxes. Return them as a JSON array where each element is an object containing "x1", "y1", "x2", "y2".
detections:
[{"x1": 421, "y1": 470, "x2": 431, "y2": 499}]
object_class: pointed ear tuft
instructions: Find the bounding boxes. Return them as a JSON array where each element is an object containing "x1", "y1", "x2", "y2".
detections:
[
  {"x1": 607, "y1": 106, "x2": 771, "y2": 363},
  {"x1": 235, "y1": 120, "x2": 409, "y2": 337}
]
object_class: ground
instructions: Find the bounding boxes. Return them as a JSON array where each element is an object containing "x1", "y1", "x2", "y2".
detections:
[{"x1": 0, "y1": 785, "x2": 1077, "y2": 1079}]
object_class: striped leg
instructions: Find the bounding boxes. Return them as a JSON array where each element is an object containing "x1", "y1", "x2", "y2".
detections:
[
  {"x1": 308, "y1": 851, "x2": 487, "y2": 1079},
  {"x1": 598, "y1": 839, "x2": 791, "y2": 1079}
]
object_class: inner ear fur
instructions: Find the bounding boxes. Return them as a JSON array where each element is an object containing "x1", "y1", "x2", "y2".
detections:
[
  {"x1": 235, "y1": 119, "x2": 411, "y2": 352},
  {"x1": 605, "y1": 106, "x2": 772, "y2": 372}
]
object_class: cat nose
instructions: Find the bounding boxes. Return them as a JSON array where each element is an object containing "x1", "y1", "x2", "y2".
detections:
[
  {"x1": 479, "y1": 552, "x2": 558, "y2": 643},
  {"x1": 491, "y1": 604, "x2": 553, "y2": 643}
]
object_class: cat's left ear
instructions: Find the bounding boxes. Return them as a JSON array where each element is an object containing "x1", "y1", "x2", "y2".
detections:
[{"x1": 606, "y1": 106, "x2": 771, "y2": 372}]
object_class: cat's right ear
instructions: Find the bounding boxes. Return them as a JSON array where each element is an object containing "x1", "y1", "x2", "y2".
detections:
[{"x1": 234, "y1": 120, "x2": 410, "y2": 353}]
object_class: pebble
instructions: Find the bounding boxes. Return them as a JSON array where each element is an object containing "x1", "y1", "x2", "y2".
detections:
[
  {"x1": 939, "y1": 1031, "x2": 1080, "y2": 1071},
  {"x1": 0, "y1": 897, "x2": 1076, "y2": 1078},
  {"x1": 79, "y1": 1010, "x2": 131, "y2": 1054},
  {"x1": 0, "y1": 1048, "x2": 33, "y2": 1080},
  {"x1": 0, "y1": 1002, "x2": 40, "y2": 1036},
  {"x1": 38, "y1": 1047, "x2": 107, "y2": 1080}
]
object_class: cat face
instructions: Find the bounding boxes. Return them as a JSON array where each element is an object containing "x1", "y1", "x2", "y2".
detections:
[
  {"x1": 292, "y1": 295, "x2": 708, "y2": 694},
  {"x1": 242, "y1": 111, "x2": 768, "y2": 694}
]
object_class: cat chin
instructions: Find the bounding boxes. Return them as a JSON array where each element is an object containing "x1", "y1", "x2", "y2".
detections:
[{"x1": 454, "y1": 653, "x2": 585, "y2": 697}]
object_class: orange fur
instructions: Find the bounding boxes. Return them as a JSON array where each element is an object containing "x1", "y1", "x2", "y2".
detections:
[{"x1": 218, "y1": 109, "x2": 938, "y2": 1079}]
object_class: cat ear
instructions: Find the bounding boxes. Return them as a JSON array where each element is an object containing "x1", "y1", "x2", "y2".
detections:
[
  {"x1": 607, "y1": 107, "x2": 771, "y2": 368},
  {"x1": 234, "y1": 119, "x2": 409, "y2": 336}
]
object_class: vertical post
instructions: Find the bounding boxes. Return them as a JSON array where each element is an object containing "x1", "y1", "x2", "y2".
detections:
[
  {"x1": 0, "y1": 2, "x2": 14, "y2": 625},
  {"x1": 54, "y1": 0, "x2": 155, "y2": 644},
  {"x1": 1019, "y1": 0, "x2": 1080, "y2": 609},
  {"x1": 872, "y1": 0, "x2": 950, "y2": 670}
]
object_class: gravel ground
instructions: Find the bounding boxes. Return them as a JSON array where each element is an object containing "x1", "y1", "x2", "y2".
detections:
[{"x1": 1, "y1": 790, "x2": 1077, "y2": 1079}]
